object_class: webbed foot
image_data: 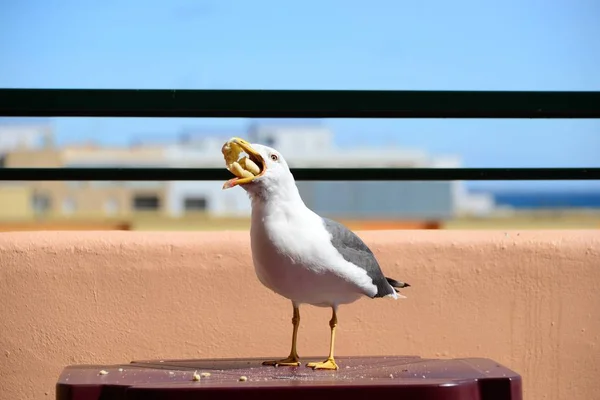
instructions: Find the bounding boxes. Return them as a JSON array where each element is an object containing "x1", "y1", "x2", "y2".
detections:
[
  {"x1": 306, "y1": 358, "x2": 339, "y2": 370},
  {"x1": 262, "y1": 355, "x2": 301, "y2": 367}
]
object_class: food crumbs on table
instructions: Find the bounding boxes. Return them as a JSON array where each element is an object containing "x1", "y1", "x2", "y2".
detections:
[
  {"x1": 201, "y1": 372, "x2": 211, "y2": 377},
  {"x1": 192, "y1": 371, "x2": 201, "y2": 381},
  {"x1": 239, "y1": 376, "x2": 248, "y2": 382},
  {"x1": 99, "y1": 370, "x2": 108, "y2": 375}
]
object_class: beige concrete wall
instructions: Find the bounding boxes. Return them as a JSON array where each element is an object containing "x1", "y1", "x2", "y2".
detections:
[
  {"x1": 3, "y1": 150, "x2": 63, "y2": 168},
  {"x1": 0, "y1": 181, "x2": 168, "y2": 219},
  {"x1": 62, "y1": 146, "x2": 165, "y2": 164},
  {"x1": 0, "y1": 186, "x2": 32, "y2": 219},
  {"x1": 0, "y1": 230, "x2": 598, "y2": 400}
]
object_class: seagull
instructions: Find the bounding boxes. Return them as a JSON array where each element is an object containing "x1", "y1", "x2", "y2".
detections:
[{"x1": 221, "y1": 137, "x2": 410, "y2": 370}]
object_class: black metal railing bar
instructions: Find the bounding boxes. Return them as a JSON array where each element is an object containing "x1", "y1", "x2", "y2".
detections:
[
  {"x1": 1, "y1": 167, "x2": 599, "y2": 181},
  {"x1": 1, "y1": 89, "x2": 599, "y2": 118}
]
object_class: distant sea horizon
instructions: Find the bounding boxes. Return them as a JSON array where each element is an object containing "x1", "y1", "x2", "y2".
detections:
[{"x1": 479, "y1": 189, "x2": 600, "y2": 209}]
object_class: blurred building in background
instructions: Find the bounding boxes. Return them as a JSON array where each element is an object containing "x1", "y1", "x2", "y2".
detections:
[{"x1": 0, "y1": 119, "x2": 499, "y2": 230}]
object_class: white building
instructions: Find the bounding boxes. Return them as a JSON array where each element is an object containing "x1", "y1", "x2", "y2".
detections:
[
  {"x1": 163, "y1": 122, "x2": 495, "y2": 219},
  {"x1": 0, "y1": 119, "x2": 54, "y2": 154},
  {"x1": 0, "y1": 119, "x2": 494, "y2": 219}
]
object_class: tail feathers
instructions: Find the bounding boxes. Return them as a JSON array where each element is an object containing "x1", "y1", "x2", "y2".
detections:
[{"x1": 386, "y1": 277, "x2": 411, "y2": 292}]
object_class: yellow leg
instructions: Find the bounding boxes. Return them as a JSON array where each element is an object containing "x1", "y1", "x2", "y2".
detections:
[
  {"x1": 306, "y1": 307, "x2": 339, "y2": 370},
  {"x1": 263, "y1": 305, "x2": 301, "y2": 367}
]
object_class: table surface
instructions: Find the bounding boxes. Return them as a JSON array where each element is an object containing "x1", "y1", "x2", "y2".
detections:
[{"x1": 56, "y1": 356, "x2": 522, "y2": 400}]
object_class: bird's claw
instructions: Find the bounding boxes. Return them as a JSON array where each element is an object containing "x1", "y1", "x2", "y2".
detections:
[
  {"x1": 262, "y1": 356, "x2": 301, "y2": 367},
  {"x1": 306, "y1": 358, "x2": 339, "y2": 370}
]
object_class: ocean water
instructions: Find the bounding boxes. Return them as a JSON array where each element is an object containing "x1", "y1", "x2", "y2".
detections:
[{"x1": 490, "y1": 191, "x2": 600, "y2": 209}]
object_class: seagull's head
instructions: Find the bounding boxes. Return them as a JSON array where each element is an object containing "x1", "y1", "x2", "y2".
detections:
[{"x1": 221, "y1": 137, "x2": 294, "y2": 193}]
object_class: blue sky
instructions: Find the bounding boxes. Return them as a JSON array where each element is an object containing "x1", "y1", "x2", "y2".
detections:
[{"x1": 1, "y1": 0, "x2": 599, "y2": 191}]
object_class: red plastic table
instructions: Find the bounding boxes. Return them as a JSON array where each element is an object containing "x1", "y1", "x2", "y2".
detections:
[{"x1": 56, "y1": 356, "x2": 522, "y2": 400}]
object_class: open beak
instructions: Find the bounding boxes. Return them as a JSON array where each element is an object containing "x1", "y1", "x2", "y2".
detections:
[{"x1": 222, "y1": 137, "x2": 266, "y2": 189}]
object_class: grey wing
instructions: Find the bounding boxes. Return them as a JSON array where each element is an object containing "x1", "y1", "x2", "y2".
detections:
[{"x1": 322, "y1": 217, "x2": 397, "y2": 298}]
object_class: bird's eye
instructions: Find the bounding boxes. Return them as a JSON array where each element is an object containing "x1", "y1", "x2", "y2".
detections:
[{"x1": 270, "y1": 154, "x2": 278, "y2": 161}]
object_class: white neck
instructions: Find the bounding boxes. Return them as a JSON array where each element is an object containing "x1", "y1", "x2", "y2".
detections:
[
  {"x1": 247, "y1": 176, "x2": 304, "y2": 207},
  {"x1": 246, "y1": 176, "x2": 312, "y2": 223}
]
